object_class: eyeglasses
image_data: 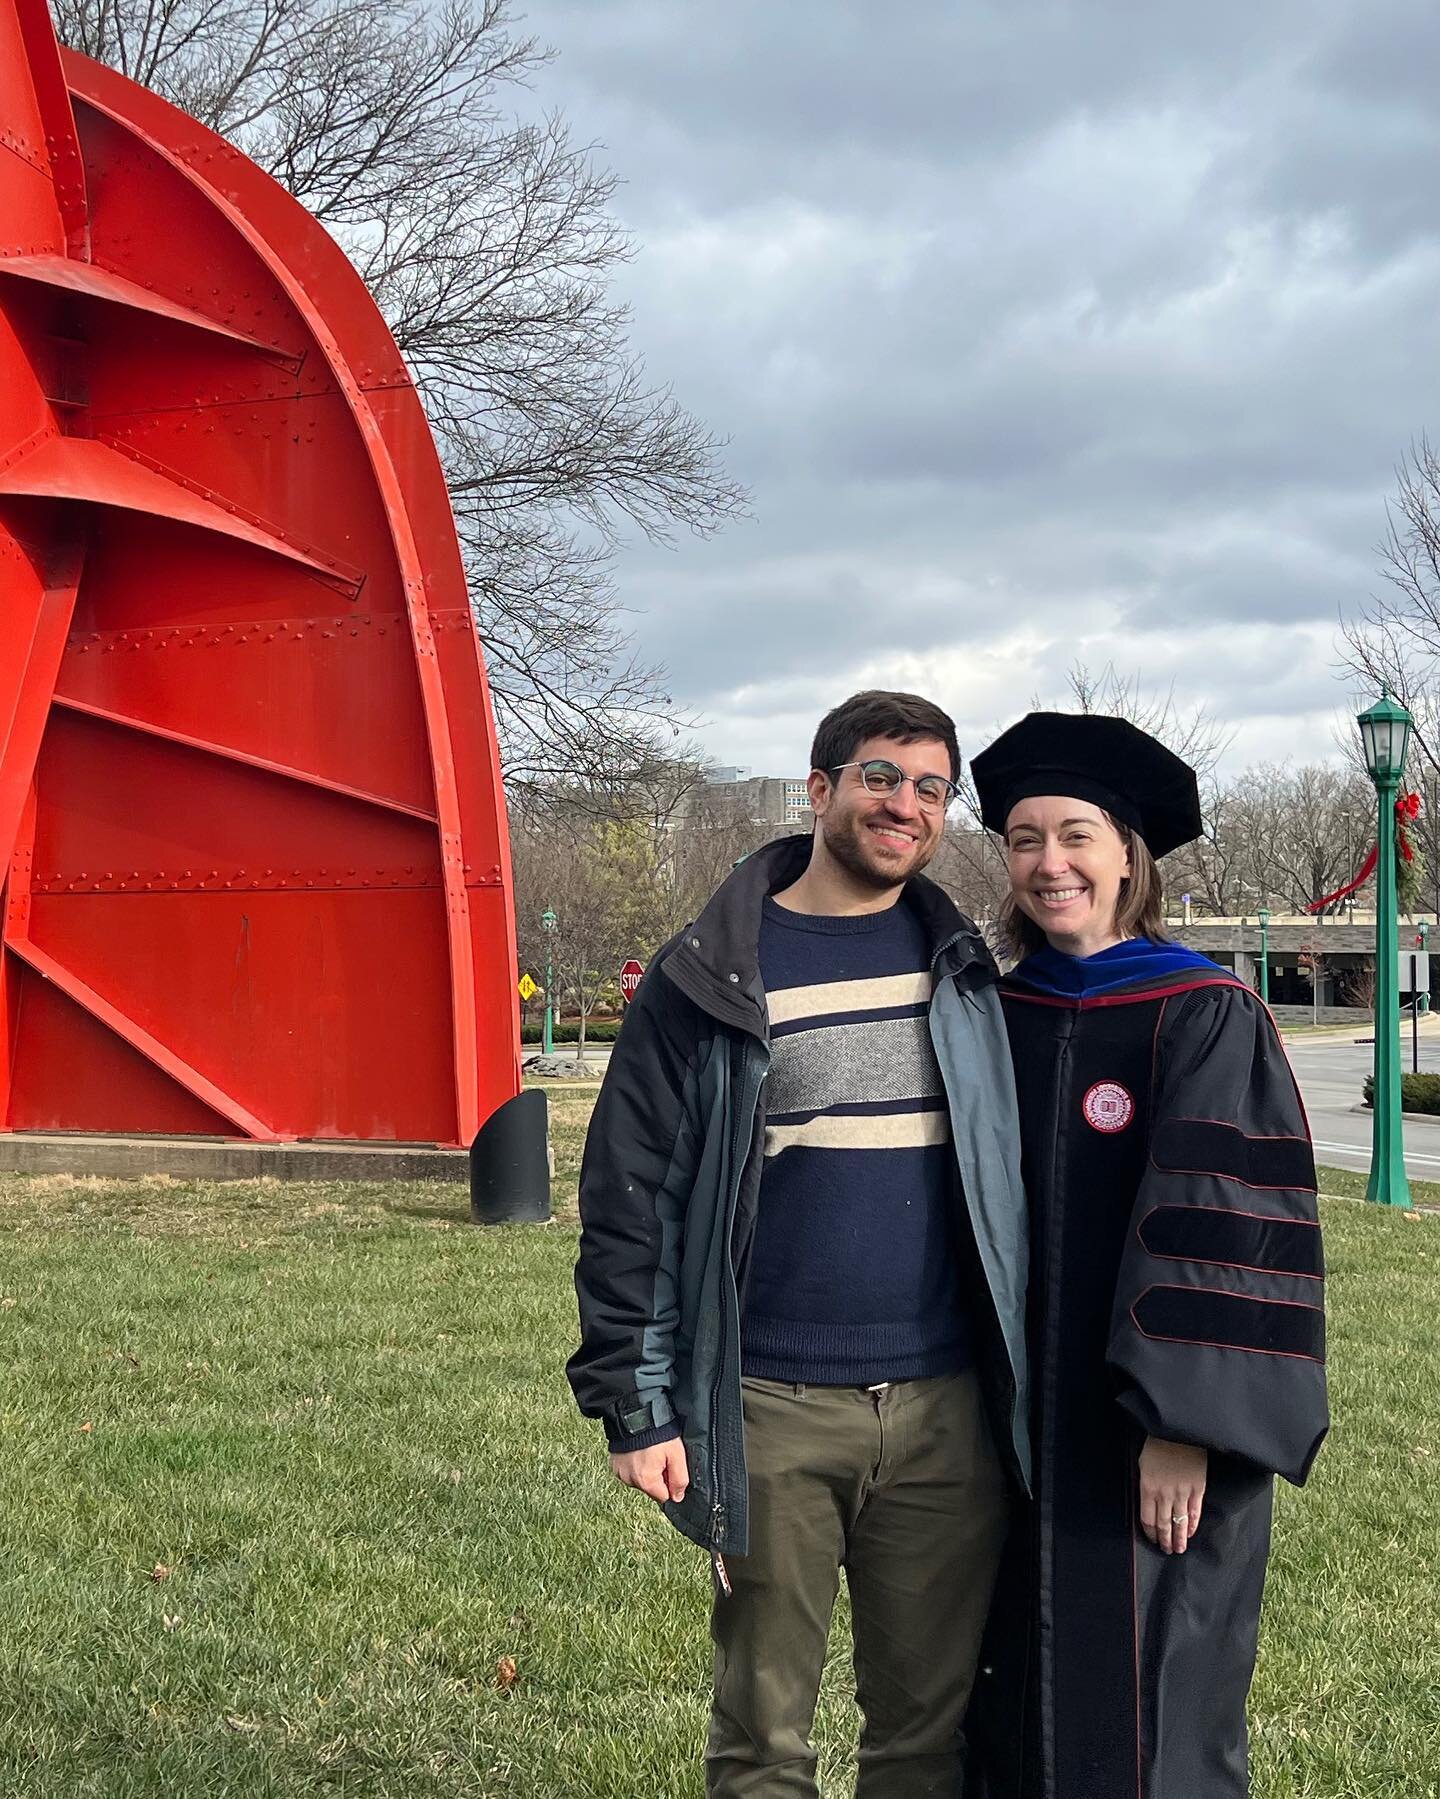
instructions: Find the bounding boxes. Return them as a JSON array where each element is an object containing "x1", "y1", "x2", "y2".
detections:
[{"x1": 829, "y1": 760, "x2": 959, "y2": 811}]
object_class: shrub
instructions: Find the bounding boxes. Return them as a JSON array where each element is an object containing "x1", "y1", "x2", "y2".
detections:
[
  {"x1": 1362, "y1": 1071, "x2": 1440, "y2": 1114},
  {"x1": 520, "y1": 1019, "x2": 622, "y2": 1045}
]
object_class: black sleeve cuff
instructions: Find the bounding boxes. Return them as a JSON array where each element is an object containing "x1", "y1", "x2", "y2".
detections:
[
  {"x1": 601, "y1": 1391, "x2": 678, "y2": 1451},
  {"x1": 606, "y1": 1420, "x2": 682, "y2": 1455}
]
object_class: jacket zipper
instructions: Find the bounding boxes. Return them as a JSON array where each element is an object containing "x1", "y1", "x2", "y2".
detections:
[
  {"x1": 711, "y1": 1535, "x2": 732, "y2": 1597},
  {"x1": 931, "y1": 930, "x2": 964, "y2": 972},
  {"x1": 707, "y1": 1048, "x2": 767, "y2": 1552}
]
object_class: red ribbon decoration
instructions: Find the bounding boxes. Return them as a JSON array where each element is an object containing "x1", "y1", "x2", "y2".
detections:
[
  {"x1": 1304, "y1": 790, "x2": 1422, "y2": 912},
  {"x1": 1306, "y1": 845, "x2": 1379, "y2": 913}
]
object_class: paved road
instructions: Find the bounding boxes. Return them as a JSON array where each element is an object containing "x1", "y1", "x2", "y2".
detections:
[{"x1": 1285, "y1": 1026, "x2": 1440, "y2": 1180}]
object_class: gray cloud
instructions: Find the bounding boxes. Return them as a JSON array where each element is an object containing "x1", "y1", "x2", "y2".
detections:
[{"x1": 516, "y1": 0, "x2": 1440, "y2": 773}]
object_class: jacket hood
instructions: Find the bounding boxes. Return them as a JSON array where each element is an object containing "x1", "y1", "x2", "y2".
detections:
[{"x1": 660, "y1": 833, "x2": 998, "y2": 1037}]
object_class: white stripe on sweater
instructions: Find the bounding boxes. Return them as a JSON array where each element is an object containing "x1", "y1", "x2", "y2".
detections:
[
  {"x1": 764, "y1": 1109, "x2": 950, "y2": 1157},
  {"x1": 766, "y1": 969, "x2": 932, "y2": 1026}
]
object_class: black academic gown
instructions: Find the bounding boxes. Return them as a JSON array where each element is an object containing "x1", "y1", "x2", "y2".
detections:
[{"x1": 971, "y1": 957, "x2": 1329, "y2": 1799}]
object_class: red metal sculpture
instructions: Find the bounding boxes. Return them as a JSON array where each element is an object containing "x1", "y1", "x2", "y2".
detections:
[{"x1": 0, "y1": 0, "x2": 526, "y2": 1154}]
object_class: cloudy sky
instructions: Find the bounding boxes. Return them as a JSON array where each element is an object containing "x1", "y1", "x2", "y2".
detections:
[{"x1": 518, "y1": 0, "x2": 1440, "y2": 776}]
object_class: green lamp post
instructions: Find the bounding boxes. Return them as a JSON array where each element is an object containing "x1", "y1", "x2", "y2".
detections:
[
  {"x1": 1359, "y1": 688, "x2": 1413, "y2": 1208},
  {"x1": 1257, "y1": 905, "x2": 1271, "y2": 1004},
  {"x1": 541, "y1": 905, "x2": 558, "y2": 1057}
]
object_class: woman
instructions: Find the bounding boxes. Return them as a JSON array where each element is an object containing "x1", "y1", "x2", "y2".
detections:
[{"x1": 967, "y1": 712, "x2": 1329, "y2": 1799}]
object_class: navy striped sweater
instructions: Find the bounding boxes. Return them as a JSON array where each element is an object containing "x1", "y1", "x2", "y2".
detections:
[{"x1": 741, "y1": 895, "x2": 972, "y2": 1385}]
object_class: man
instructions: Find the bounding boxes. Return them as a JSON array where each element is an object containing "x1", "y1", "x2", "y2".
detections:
[{"x1": 567, "y1": 691, "x2": 1030, "y2": 1797}]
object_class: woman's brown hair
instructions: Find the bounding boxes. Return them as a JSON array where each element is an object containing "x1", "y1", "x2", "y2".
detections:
[{"x1": 1000, "y1": 814, "x2": 1172, "y2": 962}]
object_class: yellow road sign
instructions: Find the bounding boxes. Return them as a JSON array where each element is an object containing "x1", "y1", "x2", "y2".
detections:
[{"x1": 517, "y1": 972, "x2": 539, "y2": 1001}]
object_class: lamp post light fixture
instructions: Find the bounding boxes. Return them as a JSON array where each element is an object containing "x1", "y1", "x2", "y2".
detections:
[
  {"x1": 1358, "y1": 687, "x2": 1414, "y2": 1207},
  {"x1": 541, "y1": 905, "x2": 558, "y2": 1057},
  {"x1": 1256, "y1": 906, "x2": 1271, "y2": 1005}
]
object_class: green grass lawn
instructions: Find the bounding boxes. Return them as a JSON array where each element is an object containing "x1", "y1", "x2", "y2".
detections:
[{"x1": 0, "y1": 1097, "x2": 1434, "y2": 1797}]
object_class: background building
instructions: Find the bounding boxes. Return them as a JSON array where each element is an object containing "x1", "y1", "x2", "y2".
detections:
[
  {"x1": 694, "y1": 768, "x2": 814, "y2": 828},
  {"x1": 1173, "y1": 916, "x2": 1431, "y2": 1021}
]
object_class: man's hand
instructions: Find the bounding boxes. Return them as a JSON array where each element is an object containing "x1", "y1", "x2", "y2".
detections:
[
  {"x1": 610, "y1": 1438, "x2": 690, "y2": 1505},
  {"x1": 1139, "y1": 1436, "x2": 1207, "y2": 1555}
]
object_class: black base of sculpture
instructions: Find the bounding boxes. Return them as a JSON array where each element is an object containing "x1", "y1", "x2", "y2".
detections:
[{"x1": 469, "y1": 1088, "x2": 551, "y2": 1223}]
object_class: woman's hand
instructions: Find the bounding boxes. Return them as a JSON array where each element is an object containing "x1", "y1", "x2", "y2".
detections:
[{"x1": 1139, "y1": 1437, "x2": 1207, "y2": 1554}]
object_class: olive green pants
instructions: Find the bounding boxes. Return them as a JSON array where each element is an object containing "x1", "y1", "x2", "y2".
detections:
[{"x1": 707, "y1": 1370, "x2": 1009, "y2": 1798}]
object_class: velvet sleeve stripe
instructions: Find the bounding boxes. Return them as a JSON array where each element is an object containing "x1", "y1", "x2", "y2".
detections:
[
  {"x1": 1152, "y1": 1117, "x2": 1316, "y2": 1191},
  {"x1": 1138, "y1": 1205, "x2": 1323, "y2": 1278},
  {"x1": 1132, "y1": 1285, "x2": 1325, "y2": 1360}
]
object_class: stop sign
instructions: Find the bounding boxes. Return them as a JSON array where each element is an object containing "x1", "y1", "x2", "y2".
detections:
[{"x1": 620, "y1": 958, "x2": 645, "y2": 1003}]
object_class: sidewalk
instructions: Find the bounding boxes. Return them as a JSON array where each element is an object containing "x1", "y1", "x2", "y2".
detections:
[{"x1": 1278, "y1": 1014, "x2": 1440, "y2": 1041}]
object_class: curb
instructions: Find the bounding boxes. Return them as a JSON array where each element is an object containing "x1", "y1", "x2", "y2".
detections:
[
  {"x1": 1351, "y1": 1105, "x2": 1440, "y2": 1125},
  {"x1": 0, "y1": 1134, "x2": 468, "y2": 1183},
  {"x1": 1316, "y1": 1188, "x2": 1440, "y2": 1218}
]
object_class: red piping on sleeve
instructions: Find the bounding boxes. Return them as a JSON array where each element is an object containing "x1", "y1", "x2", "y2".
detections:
[
  {"x1": 1150, "y1": 1118, "x2": 1316, "y2": 1193},
  {"x1": 1166, "y1": 1116, "x2": 1310, "y2": 1143},
  {"x1": 1147, "y1": 1157, "x2": 1318, "y2": 1197},
  {"x1": 1129, "y1": 1283, "x2": 1325, "y2": 1363},
  {"x1": 1134, "y1": 1204, "x2": 1323, "y2": 1280},
  {"x1": 1148, "y1": 994, "x2": 1169, "y2": 1110}
]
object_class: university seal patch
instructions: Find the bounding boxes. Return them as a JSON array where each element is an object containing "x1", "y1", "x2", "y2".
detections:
[{"x1": 1082, "y1": 1080, "x2": 1134, "y2": 1133}]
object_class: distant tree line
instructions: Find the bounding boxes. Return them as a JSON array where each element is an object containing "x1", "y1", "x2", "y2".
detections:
[
  {"x1": 510, "y1": 726, "x2": 1411, "y2": 1061},
  {"x1": 942, "y1": 664, "x2": 1402, "y2": 927},
  {"x1": 943, "y1": 759, "x2": 1387, "y2": 929},
  {"x1": 508, "y1": 759, "x2": 775, "y2": 1053}
]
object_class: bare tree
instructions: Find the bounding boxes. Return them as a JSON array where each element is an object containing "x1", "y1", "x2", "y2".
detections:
[
  {"x1": 1169, "y1": 777, "x2": 1253, "y2": 917},
  {"x1": 1340, "y1": 439, "x2": 1440, "y2": 778},
  {"x1": 1245, "y1": 762, "x2": 1373, "y2": 914},
  {"x1": 55, "y1": 0, "x2": 746, "y2": 788},
  {"x1": 1297, "y1": 937, "x2": 1330, "y2": 1026},
  {"x1": 1333, "y1": 439, "x2": 1440, "y2": 913},
  {"x1": 1167, "y1": 762, "x2": 1374, "y2": 918},
  {"x1": 1409, "y1": 765, "x2": 1440, "y2": 917},
  {"x1": 510, "y1": 808, "x2": 663, "y2": 1063},
  {"x1": 957, "y1": 662, "x2": 1235, "y2": 924},
  {"x1": 1055, "y1": 663, "x2": 1233, "y2": 788},
  {"x1": 1339, "y1": 964, "x2": 1377, "y2": 1011},
  {"x1": 662, "y1": 788, "x2": 774, "y2": 934},
  {"x1": 927, "y1": 826, "x2": 1009, "y2": 938}
]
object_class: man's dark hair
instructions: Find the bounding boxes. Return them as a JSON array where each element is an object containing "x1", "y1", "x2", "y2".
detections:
[{"x1": 810, "y1": 691, "x2": 961, "y2": 783}]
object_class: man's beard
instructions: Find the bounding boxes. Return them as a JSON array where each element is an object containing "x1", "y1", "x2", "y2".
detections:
[{"x1": 821, "y1": 810, "x2": 936, "y2": 890}]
